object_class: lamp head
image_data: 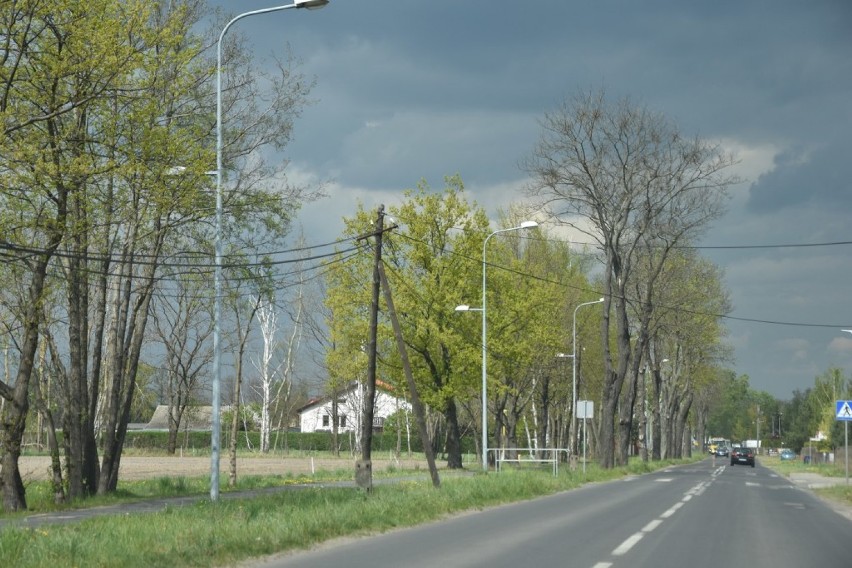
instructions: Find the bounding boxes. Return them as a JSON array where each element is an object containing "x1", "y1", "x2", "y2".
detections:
[
  {"x1": 519, "y1": 220, "x2": 538, "y2": 229},
  {"x1": 295, "y1": 0, "x2": 329, "y2": 9}
]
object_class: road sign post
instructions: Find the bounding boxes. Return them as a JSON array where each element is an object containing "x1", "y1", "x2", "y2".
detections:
[
  {"x1": 835, "y1": 401, "x2": 852, "y2": 485},
  {"x1": 577, "y1": 400, "x2": 593, "y2": 474}
]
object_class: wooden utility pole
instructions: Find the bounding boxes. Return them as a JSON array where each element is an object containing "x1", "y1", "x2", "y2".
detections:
[{"x1": 355, "y1": 205, "x2": 384, "y2": 491}]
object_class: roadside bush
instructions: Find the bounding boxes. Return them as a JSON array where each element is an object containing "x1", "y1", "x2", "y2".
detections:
[{"x1": 122, "y1": 430, "x2": 476, "y2": 454}]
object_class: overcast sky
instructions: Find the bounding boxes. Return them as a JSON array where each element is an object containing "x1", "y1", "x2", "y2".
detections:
[{"x1": 212, "y1": 0, "x2": 852, "y2": 398}]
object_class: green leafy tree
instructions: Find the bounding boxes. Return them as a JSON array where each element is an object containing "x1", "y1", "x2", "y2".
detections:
[
  {"x1": 481, "y1": 210, "x2": 595, "y2": 460},
  {"x1": 811, "y1": 368, "x2": 852, "y2": 449},
  {"x1": 326, "y1": 176, "x2": 489, "y2": 468},
  {"x1": 0, "y1": 0, "x2": 316, "y2": 510},
  {"x1": 641, "y1": 251, "x2": 731, "y2": 459},
  {"x1": 0, "y1": 0, "x2": 165, "y2": 510}
]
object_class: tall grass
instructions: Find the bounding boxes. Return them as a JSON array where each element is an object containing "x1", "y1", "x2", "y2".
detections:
[{"x1": 11, "y1": 469, "x2": 363, "y2": 516}]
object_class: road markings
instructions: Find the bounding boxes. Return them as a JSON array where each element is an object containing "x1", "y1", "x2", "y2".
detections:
[
  {"x1": 660, "y1": 502, "x2": 683, "y2": 518},
  {"x1": 600, "y1": 475, "x2": 714, "y2": 567},
  {"x1": 656, "y1": 478, "x2": 673, "y2": 483},
  {"x1": 612, "y1": 533, "x2": 644, "y2": 556}
]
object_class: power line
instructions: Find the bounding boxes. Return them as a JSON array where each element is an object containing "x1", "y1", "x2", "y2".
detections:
[{"x1": 389, "y1": 231, "x2": 852, "y2": 330}]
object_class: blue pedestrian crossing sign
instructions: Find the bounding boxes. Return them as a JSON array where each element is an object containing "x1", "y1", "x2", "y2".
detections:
[{"x1": 836, "y1": 400, "x2": 852, "y2": 421}]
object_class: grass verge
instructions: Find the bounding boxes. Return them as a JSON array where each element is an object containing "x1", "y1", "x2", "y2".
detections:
[
  {"x1": 0, "y1": 458, "x2": 695, "y2": 567},
  {"x1": 760, "y1": 455, "x2": 852, "y2": 508}
]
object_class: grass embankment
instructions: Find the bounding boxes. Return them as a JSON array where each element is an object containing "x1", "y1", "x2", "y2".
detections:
[
  {"x1": 8, "y1": 466, "x2": 358, "y2": 517},
  {"x1": 0, "y1": 458, "x2": 695, "y2": 567}
]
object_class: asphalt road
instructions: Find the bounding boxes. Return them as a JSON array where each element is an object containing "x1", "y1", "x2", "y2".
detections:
[{"x1": 254, "y1": 459, "x2": 851, "y2": 568}]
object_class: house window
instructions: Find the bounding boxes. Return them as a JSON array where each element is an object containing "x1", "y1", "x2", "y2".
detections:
[{"x1": 322, "y1": 414, "x2": 346, "y2": 428}]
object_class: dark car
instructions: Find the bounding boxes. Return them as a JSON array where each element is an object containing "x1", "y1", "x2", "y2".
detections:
[
  {"x1": 730, "y1": 446, "x2": 755, "y2": 467},
  {"x1": 715, "y1": 445, "x2": 729, "y2": 457}
]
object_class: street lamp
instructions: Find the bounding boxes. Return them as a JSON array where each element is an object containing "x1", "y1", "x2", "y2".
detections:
[
  {"x1": 211, "y1": 0, "x2": 329, "y2": 502},
  {"x1": 569, "y1": 298, "x2": 604, "y2": 456},
  {"x1": 456, "y1": 220, "x2": 537, "y2": 472}
]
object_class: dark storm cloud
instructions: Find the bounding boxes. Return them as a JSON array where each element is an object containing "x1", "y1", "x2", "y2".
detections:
[
  {"x1": 747, "y1": 141, "x2": 852, "y2": 214},
  {"x1": 210, "y1": 0, "x2": 852, "y2": 397}
]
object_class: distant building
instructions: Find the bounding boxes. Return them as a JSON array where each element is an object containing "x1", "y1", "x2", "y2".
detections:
[
  {"x1": 142, "y1": 405, "x2": 260, "y2": 431},
  {"x1": 297, "y1": 380, "x2": 410, "y2": 434},
  {"x1": 143, "y1": 405, "x2": 217, "y2": 431}
]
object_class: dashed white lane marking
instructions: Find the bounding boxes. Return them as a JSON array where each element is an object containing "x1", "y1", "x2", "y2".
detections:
[
  {"x1": 612, "y1": 533, "x2": 644, "y2": 556},
  {"x1": 605, "y1": 477, "x2": 713, "y2": 564},
  {"x1": 656, "y1": 478, "x2": 673, "y2": 482}
]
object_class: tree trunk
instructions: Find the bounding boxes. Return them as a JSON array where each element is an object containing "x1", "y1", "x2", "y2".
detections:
[
  {"x1": 63, "y1": 233, "x2": 99, "y2": 499},
  {"x1": 637, "y1": 369, "x2": 648, "y2": 462},
  {"x1": 33, "y1": 366, "x2": 66, "y2": 505},
  {"x1": 0, "y1": 392, "x2": 28, "y2": 511},
  {"x1": 167, "y1": 404, "x2": 182, "y2": 455},
  {"x1": 675, "y1": 394, "x2": 693, "y2": 459},
  {"x1": 651, "y1": 368, "x2": 662, "y2": 460},
  {"x1": 598, "y1": 371, "x2": 620, "y2": 469},
  {"x1": 0, "y1": 254, "x2": 55, "y2": 511},
  {"x1": 228, "y1": 374, "x2": 241, "y2": 487},
  {"x1": 616, "y1": 369, "x2": 638, "y2": 465},
  {"x1": 98, "y1": 240, "x2": 159, "y2": 494},
  {"x1": 598, "y1": 267, "x2": 632, "y2": 469},
  {"x1": 444, "y1": 398, "x2": 464, "y2": 469}
]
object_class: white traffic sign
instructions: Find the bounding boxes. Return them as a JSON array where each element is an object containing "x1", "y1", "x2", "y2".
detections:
[
  {"x1": 576, "y1": 400, "x2": 594, "y2": 419},
  {"x1": 836, "y1": 400, "x2": 852, "y2": 421}
]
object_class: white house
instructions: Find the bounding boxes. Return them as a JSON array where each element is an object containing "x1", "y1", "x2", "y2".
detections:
[{"x1": 298, "y1": 380, "x2": 411, "y2": 433}]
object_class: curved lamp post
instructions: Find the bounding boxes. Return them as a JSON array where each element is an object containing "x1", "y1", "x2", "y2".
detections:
[
  {"x1": 212, "y1": 0, "x2": 329, "y2": 502},
  {"x1": 456, "y1": 220, "x2": 537, "y2": 472}
]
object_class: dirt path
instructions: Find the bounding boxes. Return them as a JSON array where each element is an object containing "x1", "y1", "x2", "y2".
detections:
[{"x1": 17, "y1": 455, "x2": 434, "y2": 482}]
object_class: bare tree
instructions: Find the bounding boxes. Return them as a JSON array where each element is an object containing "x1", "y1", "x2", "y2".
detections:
[
  {"x1": 152, "y1": 276, "x2": 214, "y2": 455},
  {"x1": 253, "y1": 296, "x2": 305, "y2": 454},
  {"x1": 255, "y1": 299, "x2": 278, "y2": 453},
  {"x1": 524, "y1": 89, "x2": 738, "y2": 467}
]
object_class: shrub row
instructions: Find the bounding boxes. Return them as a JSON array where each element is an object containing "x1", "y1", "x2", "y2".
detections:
[{"x1": 123, "y1": 430, "x2": 477, "y2": 454}]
